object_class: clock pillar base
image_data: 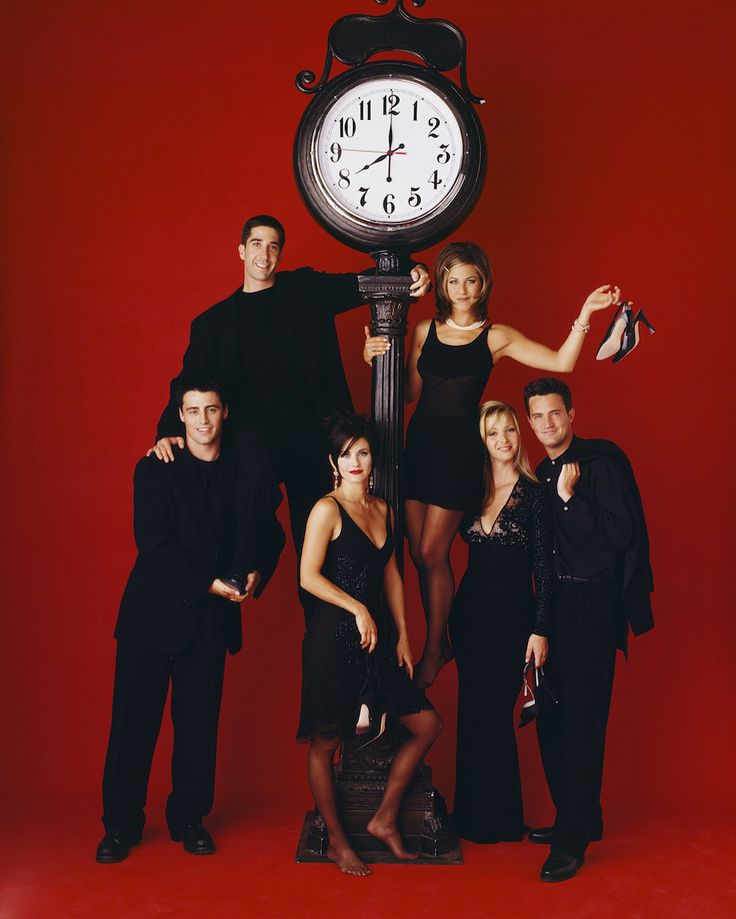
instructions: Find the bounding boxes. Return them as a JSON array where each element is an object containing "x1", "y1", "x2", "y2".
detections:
[{"x1": 295, "y1": 718, "x2": 462, "y2": 865}]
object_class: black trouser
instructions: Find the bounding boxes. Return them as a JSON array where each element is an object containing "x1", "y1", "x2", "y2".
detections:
[
  {"x1": 283, "y1": 465, "x2": 332, "y2": 625},
  {"x1": 536, "y1": 581, "x2": 618, "y2": 859},
  {"x1": 452, "y1": 627, "x2": 529, "y2": 842},
  {"x1": 101, "y1": 608, "x2": 227, "y2": 836}
]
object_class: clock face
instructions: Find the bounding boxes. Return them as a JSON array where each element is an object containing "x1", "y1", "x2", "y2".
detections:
[
  {"x1": 295, "y1": 62, "x2": 486, "y2": 252},
  {"x1": 313, "y1": 76, "x2": 465, "y2": 226}
]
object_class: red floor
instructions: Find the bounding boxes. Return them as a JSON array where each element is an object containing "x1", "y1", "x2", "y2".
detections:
[{"x1": 2, "y1": 800, "x2": 734, "y2": 918}]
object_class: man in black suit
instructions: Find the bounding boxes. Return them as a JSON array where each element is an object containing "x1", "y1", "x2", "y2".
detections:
[
  {"x1": 96, "y1": 379, "x2": 284, "y2": 863},
  {"x1": 150, "y1": 215, "x2": 429, "y2": 613},
  {"x1": 523, "y1": 377, "x2": 654, "y2": 882}
]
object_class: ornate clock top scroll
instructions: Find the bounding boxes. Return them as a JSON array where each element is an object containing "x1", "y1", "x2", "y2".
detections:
[{"x1": 296, "y1": 0, "x2": 484, "y2": 104}]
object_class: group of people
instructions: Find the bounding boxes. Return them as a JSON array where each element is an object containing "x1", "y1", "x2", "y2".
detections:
[{"x1": 96, "y1": 215, "x2": 653, "y2": 884}]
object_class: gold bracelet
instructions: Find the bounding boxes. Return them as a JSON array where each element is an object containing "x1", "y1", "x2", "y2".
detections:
[{"x1": 571, "y1": 319, "x2": 590, "y2": 333}]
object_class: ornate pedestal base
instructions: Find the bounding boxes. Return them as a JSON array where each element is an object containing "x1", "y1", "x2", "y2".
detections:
[{"x1": 295, "y1": 721, "x2": 462, "y2": 865}]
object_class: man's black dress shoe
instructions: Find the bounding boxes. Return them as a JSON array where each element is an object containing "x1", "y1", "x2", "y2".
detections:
[
  {"x1": 528, "y1": 825, "x2": 602, "y2": 844},
  {"x1": 170, "y1": 823, "x2": 216, "y2": 855},
  {"x1": 95, "y1": 830, "x2": 141, "y2": 863},
  {"x1": 540, "y1": 852, "x2": 584, "y2": 883}
]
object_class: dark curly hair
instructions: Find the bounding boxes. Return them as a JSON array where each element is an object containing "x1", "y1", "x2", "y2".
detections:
[{"x1": 322, "y1": 410, "x2": 378, "y2": 472}]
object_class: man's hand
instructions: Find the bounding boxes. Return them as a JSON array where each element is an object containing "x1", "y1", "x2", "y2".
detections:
[
  {"x1": 243, "y1": 570, "x2": 261, "y2": 599},
  {"x1": 362, "y1": 325, "x2": 391, "y2": 365},
  {"x1": 557, "y1": 461, "x2": 581, "y2": 503},
  {"x1": 146, "y1": 436, "x2": 184, "y2": 462},
  {"x1": 208, "y1": 578, "x2": 246, "y2": 602},
  {"x1": 409, "y1": 264, "x2": 431, "y2": 298}
]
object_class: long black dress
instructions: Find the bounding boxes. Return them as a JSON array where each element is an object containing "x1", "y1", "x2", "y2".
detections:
[
  {"x1": 403, "y1": 320, "x2": 493, "y2": 511},
  {"x1": 449, "y1": 477, "x2": 554, "y2": 842},
  {"x1": 297, "y1": 498, "x2": 431, "y2": 743}
]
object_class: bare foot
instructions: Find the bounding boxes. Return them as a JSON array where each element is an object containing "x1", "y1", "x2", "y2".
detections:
[
  {"x1": 415, "y1": 648, "x2": 450, "y2": 689},
  {"x1": 326, "y1": 843, "x2": 372, "y2": 876},
  {"x1": 367, "y1": 815, "x2": 418, "y2": 860}
]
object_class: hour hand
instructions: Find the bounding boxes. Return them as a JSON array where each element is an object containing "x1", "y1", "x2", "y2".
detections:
[{"x1": 355, "y1": 152, "x2": 389, "y2": 174}]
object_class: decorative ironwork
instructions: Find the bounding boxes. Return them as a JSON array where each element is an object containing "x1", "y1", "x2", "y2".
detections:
[{"x1": 296, "y1": 0, "x2": 484, "y2": 104}]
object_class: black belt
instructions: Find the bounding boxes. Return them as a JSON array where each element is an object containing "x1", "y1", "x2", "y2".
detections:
[{"x1": 556, "y1": 574, "x2": 610, "y2": 584}]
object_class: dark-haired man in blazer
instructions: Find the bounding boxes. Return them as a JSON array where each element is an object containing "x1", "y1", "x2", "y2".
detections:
[
  {"x1": 96, "y1": 379, "x2": 284, "y2": 863},
  {"x1": 524, "y1": 376, "x2": 654, "y2": 883}
]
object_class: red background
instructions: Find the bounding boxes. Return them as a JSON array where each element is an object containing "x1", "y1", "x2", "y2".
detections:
[{"x1": 2, "y1": 0, "x2": 734, "y2": 854}]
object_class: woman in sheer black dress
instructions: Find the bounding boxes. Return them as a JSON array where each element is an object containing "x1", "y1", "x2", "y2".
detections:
[
  {"x1": 449, "y1": 400, "x2": 553, "y2": 843},
  {"x1": 364, "y1": 242, "x2": 620, "y2": 688},
  {"x1": 297, "y1": 412, "x2": 441, "y2": 876}
]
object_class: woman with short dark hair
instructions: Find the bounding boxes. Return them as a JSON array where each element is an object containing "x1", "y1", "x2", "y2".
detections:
[{"x1": 297, "y1": 411, "x2": 441, "y2": 876}]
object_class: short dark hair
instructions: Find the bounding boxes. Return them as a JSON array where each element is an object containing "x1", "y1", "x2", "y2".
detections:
[
  {"x1": 241, "y1": 215, "x2": 285, "y2": 248},
  {"x1": 174, "y1": 377, "x2": 228, "y2": 411},
  {"x1": 323, "y1": 410, "x2": 378, "y2": 470},
  {"x1": 523, "y1": 377, "x2": 573, "y2": 415}
]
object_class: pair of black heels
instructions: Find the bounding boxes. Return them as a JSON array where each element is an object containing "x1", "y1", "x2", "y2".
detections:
[{"x1": 595, "y1": 301, "x2": 655, "y2": 363}]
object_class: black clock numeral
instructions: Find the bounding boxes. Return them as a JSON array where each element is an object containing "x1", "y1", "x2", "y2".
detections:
[
  {"x1": 358, "y1": 187, "x2": 370, "y2": 207},
  {"x1": 428, "y1": 117, "x2": 440, "y2": 138},
  {"x1": 436, "y1": 144, "x2": 450, "y2": 164},
  {"x1": 408, "y1": 187, "x2": 421, "y2": 207},
  {"x1": 329, "y1": 142, "x2": 342, "y2": 163},
  {"x1": 382, "y1": 193, "x2": 396, "y2": 215},
  {"x1": 338, "y1": 169, "x2": 351, "y2": 189},
  {"x1": 428, "y1": 170, "x2": 442, "y2": 190},
  {"x1": 338, "y1": 117, "x2": 356, "y2": 138},
  {"x1": 382, "y1": 93, "x2": 400, "y2": 116},
  {"x1": 359, "y1": 100, "x2": 372, "y2": 121},
  {"x1": 412, "y1": 100, "x2": 419, "y2": 121}
]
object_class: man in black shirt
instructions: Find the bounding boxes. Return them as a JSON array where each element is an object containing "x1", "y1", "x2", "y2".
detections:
[
  {"x1": 523, "y1": 376, "x2": 653, "y2": 882},
  {"x1": 96, "y1": 379, "x2": 284, "y2": 863},
  {"x1": 151, "y1": 215, "x2": 429, "y2": 613}
]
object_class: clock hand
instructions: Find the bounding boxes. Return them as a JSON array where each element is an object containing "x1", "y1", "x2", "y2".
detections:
[
  {"x1": 386, "y1": 142, "x2": 405, "y2": 184},
  {"x1": 355, "y1": 152, "x2": 390, "y2": 174}
]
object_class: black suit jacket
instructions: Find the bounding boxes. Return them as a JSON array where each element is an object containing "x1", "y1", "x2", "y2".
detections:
[
  {"x1": 156, "y1": 268, "x2": 366, "y2": 440},
  {"x1": 115, "y1": 447, "x2": 284, "y2": 656}
]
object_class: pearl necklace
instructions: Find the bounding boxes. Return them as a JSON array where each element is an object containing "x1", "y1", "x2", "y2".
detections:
[{"x1": 445, "y1": 316, "x2": 486, "y2": 331}]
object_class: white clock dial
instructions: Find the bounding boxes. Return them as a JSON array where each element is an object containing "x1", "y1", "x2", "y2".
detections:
[{"x1": 313, "y1": 76, "x2": 466, "y2": 226}]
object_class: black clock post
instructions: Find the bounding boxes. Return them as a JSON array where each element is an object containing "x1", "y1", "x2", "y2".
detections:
[{"x1": 293, "y1": 0, "x2": 486, "y2": 865}]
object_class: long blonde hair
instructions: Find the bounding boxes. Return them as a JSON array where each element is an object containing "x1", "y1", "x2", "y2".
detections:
[{"x1": 479, "y1": 400, "x2": 537, "y2": 508}]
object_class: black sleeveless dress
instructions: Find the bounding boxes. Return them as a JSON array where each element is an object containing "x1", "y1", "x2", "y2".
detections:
[
  {"x1": 297, "y1": 498, "x2": 432, "y2": 743},
  {"x1": 403, "y1": 320, "x2": 494, "y2": 511}
]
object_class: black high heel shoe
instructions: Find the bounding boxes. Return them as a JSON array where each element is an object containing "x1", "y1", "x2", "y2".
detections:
[
  {"x1": 595, "y1": 301, "x2": 632, "y2": 361},
  {"x1": 612, "y1": 308, "x2": 655, "y2": 363}
]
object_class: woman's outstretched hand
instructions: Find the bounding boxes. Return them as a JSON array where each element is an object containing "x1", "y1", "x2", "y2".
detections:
[
  {"x1": 580, "y1": 285, "x2": 622, "y2": 320},
  {"x1": 355, "y1": 605, "x2": 378, "y2": 653}
]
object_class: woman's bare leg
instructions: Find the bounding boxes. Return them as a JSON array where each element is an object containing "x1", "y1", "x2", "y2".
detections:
[
  {"x1": 406, "y1": 502, "x2": 464, "y2": 688},
  {"x1": 367, "y1": 709, "x2": 443, "y2": 857},
  {"x1": 308, "y1": 735, "x2": 371, "y2": 876}
]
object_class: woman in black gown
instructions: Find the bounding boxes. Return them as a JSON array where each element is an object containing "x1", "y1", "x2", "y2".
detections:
[
  {"x1": 364, "y1": 242, "x2": 620, "y2": 688},
  {"x1": 450, "y1": 400, "x2": 553, "y2": 842},
  {"x1": 297, "y1": 412, "x2": 441, "y2": 876}
]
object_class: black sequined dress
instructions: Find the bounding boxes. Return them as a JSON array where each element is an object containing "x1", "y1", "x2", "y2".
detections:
[
  {"x1": 403, "y1": 320, "x2": 493, "y2": 511},
  {"x1": 449, "y1": 477, "x2": 554, "y2": 842},
  {"x1": 297, "y1": 497, "x2": 431, "y2": 743}
]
